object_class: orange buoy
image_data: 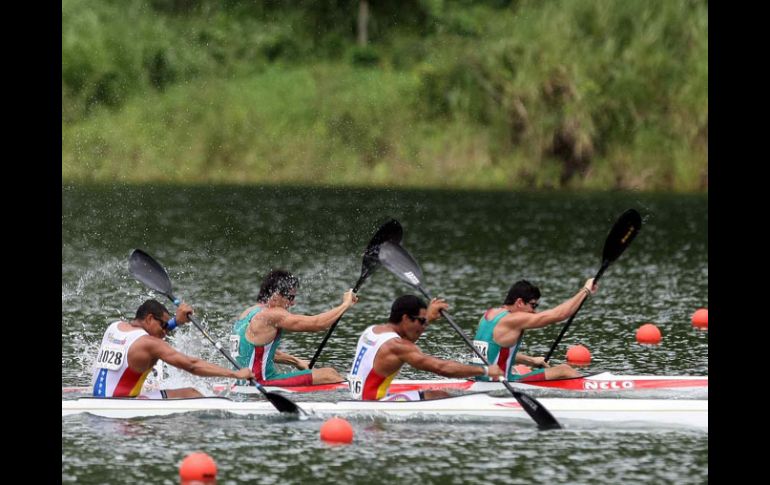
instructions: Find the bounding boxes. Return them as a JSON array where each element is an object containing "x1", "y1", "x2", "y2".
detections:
[
  {"x1": 566, "y1": 344, "x2": 592, "y2": 364},
  {"x1": 320, "y1": 417, "x2": 354, "y2": 444},
  {"x1": 179, "y1": 452, "x2": 217, "y2": 482},
  {"x1": 691, "y1": 308, "x2": 708, "y2": 329},
  {"x1": 636, "y1": 323, "x2": 662, "y2": 344},
  {"x1": 514, "y1": 364, "x2": 532, "y2": 375}
]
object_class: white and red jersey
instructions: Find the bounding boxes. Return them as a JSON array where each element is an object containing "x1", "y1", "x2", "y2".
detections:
[
  {"x1": 348, "y1": 325, "x2": 402, "y2": 400},
  {"x1": 91, "y1": 321, "x2": 152, "y2": 397}
]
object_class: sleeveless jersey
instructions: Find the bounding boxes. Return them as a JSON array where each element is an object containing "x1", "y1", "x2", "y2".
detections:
[
  {"x1": 348, "y1": 325, "x2": 401, "y2": 400},
  {"x1": 229, "y1": 305, "x2": 282, "y2": 381},
  {"x1": 471, "y1": 309, "x2": 523, "y2": 381},
  {"x1": 91, "y1": 321, "x2": 152, "y2": 397}
]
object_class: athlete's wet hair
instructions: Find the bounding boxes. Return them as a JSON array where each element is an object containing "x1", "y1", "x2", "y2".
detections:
[
  {"x1": 504, "y1": 280, "x2": 541, "y2": 305},
  {"x1": 135, "y1": 299, "x2": 170, "y2": 320},
  {"x1": 257, "y1": 269, "x2": 300, "y2": 303},
  {"x1": 388, "y1": 295, "x2": 427, "y2": 323}
]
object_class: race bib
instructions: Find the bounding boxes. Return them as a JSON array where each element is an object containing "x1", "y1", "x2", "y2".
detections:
[
  {"x1": 348, "y1": 376, "x2": 364, "y2": 399},
  {"x1": 95, "y1": 343, "x2": 126, "y2": 371},
  {"x1": 470, "y1": 340, "x2": 489, "y2": 364},
  {"x1": 229, "y1": 335, "x2": 240, "y2": 357}
]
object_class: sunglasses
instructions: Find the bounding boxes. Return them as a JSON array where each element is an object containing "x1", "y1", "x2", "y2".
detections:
[
  {"x1": 410, "y1": 315, "x2": 428, "y2": 325},
  {"x1": 283, "y1": 293, "x2": 296, "y2": 302},
  {"x1": 154, "y1": 314, "x2": 170, "y2": 330},
  {"x1": 527, "y1": 300, "x2": 539, "y2": 310}
]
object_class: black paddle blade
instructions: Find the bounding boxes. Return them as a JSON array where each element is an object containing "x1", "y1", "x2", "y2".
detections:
[
  {"x1": 601, "y1": 209, "x2": 642, "y2": 264},
  {"x1": 377, "y1": 241, "x2": 424, "y2": 289},
  {"x1": 129, "y1": 249, "x2": 174, "y2": 298},
  {"x1": 513, "y1": 391, "x2": 562, "y2": 430},
  {"x1": 265, "y1": 391, "x2": 302, "y2": 414},
  {"x1": 360, "y1": 218, "x2": 404, "y2": 276},
  {"x1": 368, "y1": 218, "x2": 404, "y2": 249}
]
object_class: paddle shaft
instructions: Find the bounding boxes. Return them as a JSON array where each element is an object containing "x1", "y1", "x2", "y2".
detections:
[
  {"x1": 308, "y1": 272, "x2": 368, "y2": 369},
  {"x1": 543, "y1": 262, "x2": 608, "y2": 363}
]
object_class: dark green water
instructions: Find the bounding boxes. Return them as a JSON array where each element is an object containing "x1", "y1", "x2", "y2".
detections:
[{"x1": 62, "y1": 185, "x2": 708, "y2": 484}]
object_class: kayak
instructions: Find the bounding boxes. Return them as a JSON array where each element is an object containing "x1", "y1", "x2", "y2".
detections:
[
  {"x1": 62, "y1": 372, "x2": 708, "y2": 395},
  {"x1": 61, "y1": 393, "x2": 708, "y2": 430}
]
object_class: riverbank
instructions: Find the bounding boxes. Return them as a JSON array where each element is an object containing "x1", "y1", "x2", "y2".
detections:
[{"x1": 62, "y1": 0, "x2": 708, "y2": 191}]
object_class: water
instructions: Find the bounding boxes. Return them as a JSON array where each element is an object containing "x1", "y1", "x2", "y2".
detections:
[{"x1": 62, "y1": 185, "x2": 708, "y2": 484}]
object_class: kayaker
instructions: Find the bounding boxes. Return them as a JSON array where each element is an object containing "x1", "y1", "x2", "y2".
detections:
[
  {"x1": 348, "y1": 295, "x2": 504, "y2": 401},
  {"x1": 230, "y1": 269, "x2": 357, "y2": 386},
  {"x1": 91, "y1": 299, "x2": 254, "y2": 398},
  {"x1": 471, "y1": 279, "x2": 598, "y2": 382}
]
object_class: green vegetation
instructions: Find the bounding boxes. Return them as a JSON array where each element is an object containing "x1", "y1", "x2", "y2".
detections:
[{"x1": 62, "y1": 0, "x2": 708, "y2": 191}]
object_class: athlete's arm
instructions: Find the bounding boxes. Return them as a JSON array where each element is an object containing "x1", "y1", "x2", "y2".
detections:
[
  {"x1": 145, "y1": 338, "x2": 254, "y2": 380},
  {"x1": 514, "y1": 353, "x2": 550, "y2": 368},
  {"x1": 275, "y1": 350, "x2": 309, "y2": 369},
  {"x1": 503, "y1": 279, "x2": 597, "y2": 331},
  {"x1": 274, "y1": 290, "x2": 358, "y2": 332},
  {"x1": 390, "y1": 340, "x2": 503, "y2": 379}
]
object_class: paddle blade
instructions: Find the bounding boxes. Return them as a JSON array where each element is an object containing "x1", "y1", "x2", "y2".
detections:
[
  {"x1": 512, "y1": 390, "x2": 562, "y2": 430},
  {"x1": 129, "y1": 249, "x2": 174, "y2": 298},
  {"x1": 360, "y1": 218, "x2": 404, "y2": 276},
  {"x1": 601, "y1": 209, "x2": 642, "y2": 264},
  {"x1": 378, "y1": 241, "x2": 424, "y2": 289},
  {"x1": 264, "y1": 391, "x2": 303, "y2": 414},
  {"x1": 368, "y1": 218, "x2": 404, "y2": 249}
]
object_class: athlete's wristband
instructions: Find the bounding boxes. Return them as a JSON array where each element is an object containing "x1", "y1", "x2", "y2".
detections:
[
  {"x1": 166, "y1": 317, "x2": 177, "y2": 331},
  {"x1": 483, "y1": 365, "x2": 489, "y2": 377}
]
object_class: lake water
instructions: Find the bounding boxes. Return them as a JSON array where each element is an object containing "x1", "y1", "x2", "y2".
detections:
[{"x1": 62, "y1": 185, "x2": 708, "y2": 484}]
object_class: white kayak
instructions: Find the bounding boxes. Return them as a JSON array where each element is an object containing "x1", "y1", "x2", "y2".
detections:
[
  {"x1": 62, "y1": 394, "x2": 708, "y2": 430},
  {"x1": 62, "y1": 372, "x2": 708, "y2": 395}
]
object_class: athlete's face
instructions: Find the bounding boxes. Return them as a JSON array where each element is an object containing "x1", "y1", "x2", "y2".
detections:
[
  {"x1": 403, "y1": 309, "x2": 429, "y2": 342},
  {"x1": 274, "y1": 289, "x2": 297, "y2": 308},
  {"x1": 148, "y1": 312, "x2": 172, "y2": 338},
  {"x1": 519, "y1": 298, "x2": 539, "y2": 313}
]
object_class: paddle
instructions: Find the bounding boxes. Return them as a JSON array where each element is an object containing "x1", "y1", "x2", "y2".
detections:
[
  {"x1": 308, "y1": 218, "x2": 403, "y2": 368},
  {"x1": 543, "y1": 208, "x2": 643, "y2": 362},
  {"x1": 128, "y1": 249, "x2": 304, "y2": 415},
  {"x1": 377, "y1": 241, "x2": 562, "y2": 430}
]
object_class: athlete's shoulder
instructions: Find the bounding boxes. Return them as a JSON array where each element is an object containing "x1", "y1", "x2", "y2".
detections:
[
  {"x1": 483, "y1": 307, "x2": 509, "y2": 320},
  {"x1": 383, "y1": 336, "x2": 417, "y2": 353},
  {"x1": 251, "y1": 305, "x2": 289, "y2": 325},
  {"x1": 497, "y1": 309, "x2": 530, "y2": 327},
  {"x1": 134, "y1": 334, "x2": 163, "y2": 347},
  {"x1": 238, "y1": 303, "x2": 261, "y2": 319},
  {"x1": 370, "y1": 323, "x2": 396, "y2": 334}
]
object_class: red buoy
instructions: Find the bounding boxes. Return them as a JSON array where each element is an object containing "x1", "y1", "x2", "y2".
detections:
[
  {"x1": 320, "y1": 417, "x2": 354, "y2": 444},
  {"x1": 691, "y1": 308, "x2": 708, "y2": 329},
  {"x1": 636, "y1": 323, "x2": 662, "y2": 344},
  {"x1": 179, "y1": 452, "x2": 217, "y2": 482},
  {"x1": 566, "y1": 344, "x2": 592, "y2": 364}
]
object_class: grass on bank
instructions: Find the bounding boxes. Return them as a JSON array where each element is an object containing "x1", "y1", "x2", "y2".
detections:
[{"x1": 62, "y1": 0, "x2": 708, "y2": 191}]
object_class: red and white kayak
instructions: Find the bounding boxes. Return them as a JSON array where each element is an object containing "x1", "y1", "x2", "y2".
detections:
[
  {"x1": 61, "y1": 393, "x2": 708, "y2": 430},
  {"x1": 62, "y1": 372, "x2": 707, "y2": 395}
]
